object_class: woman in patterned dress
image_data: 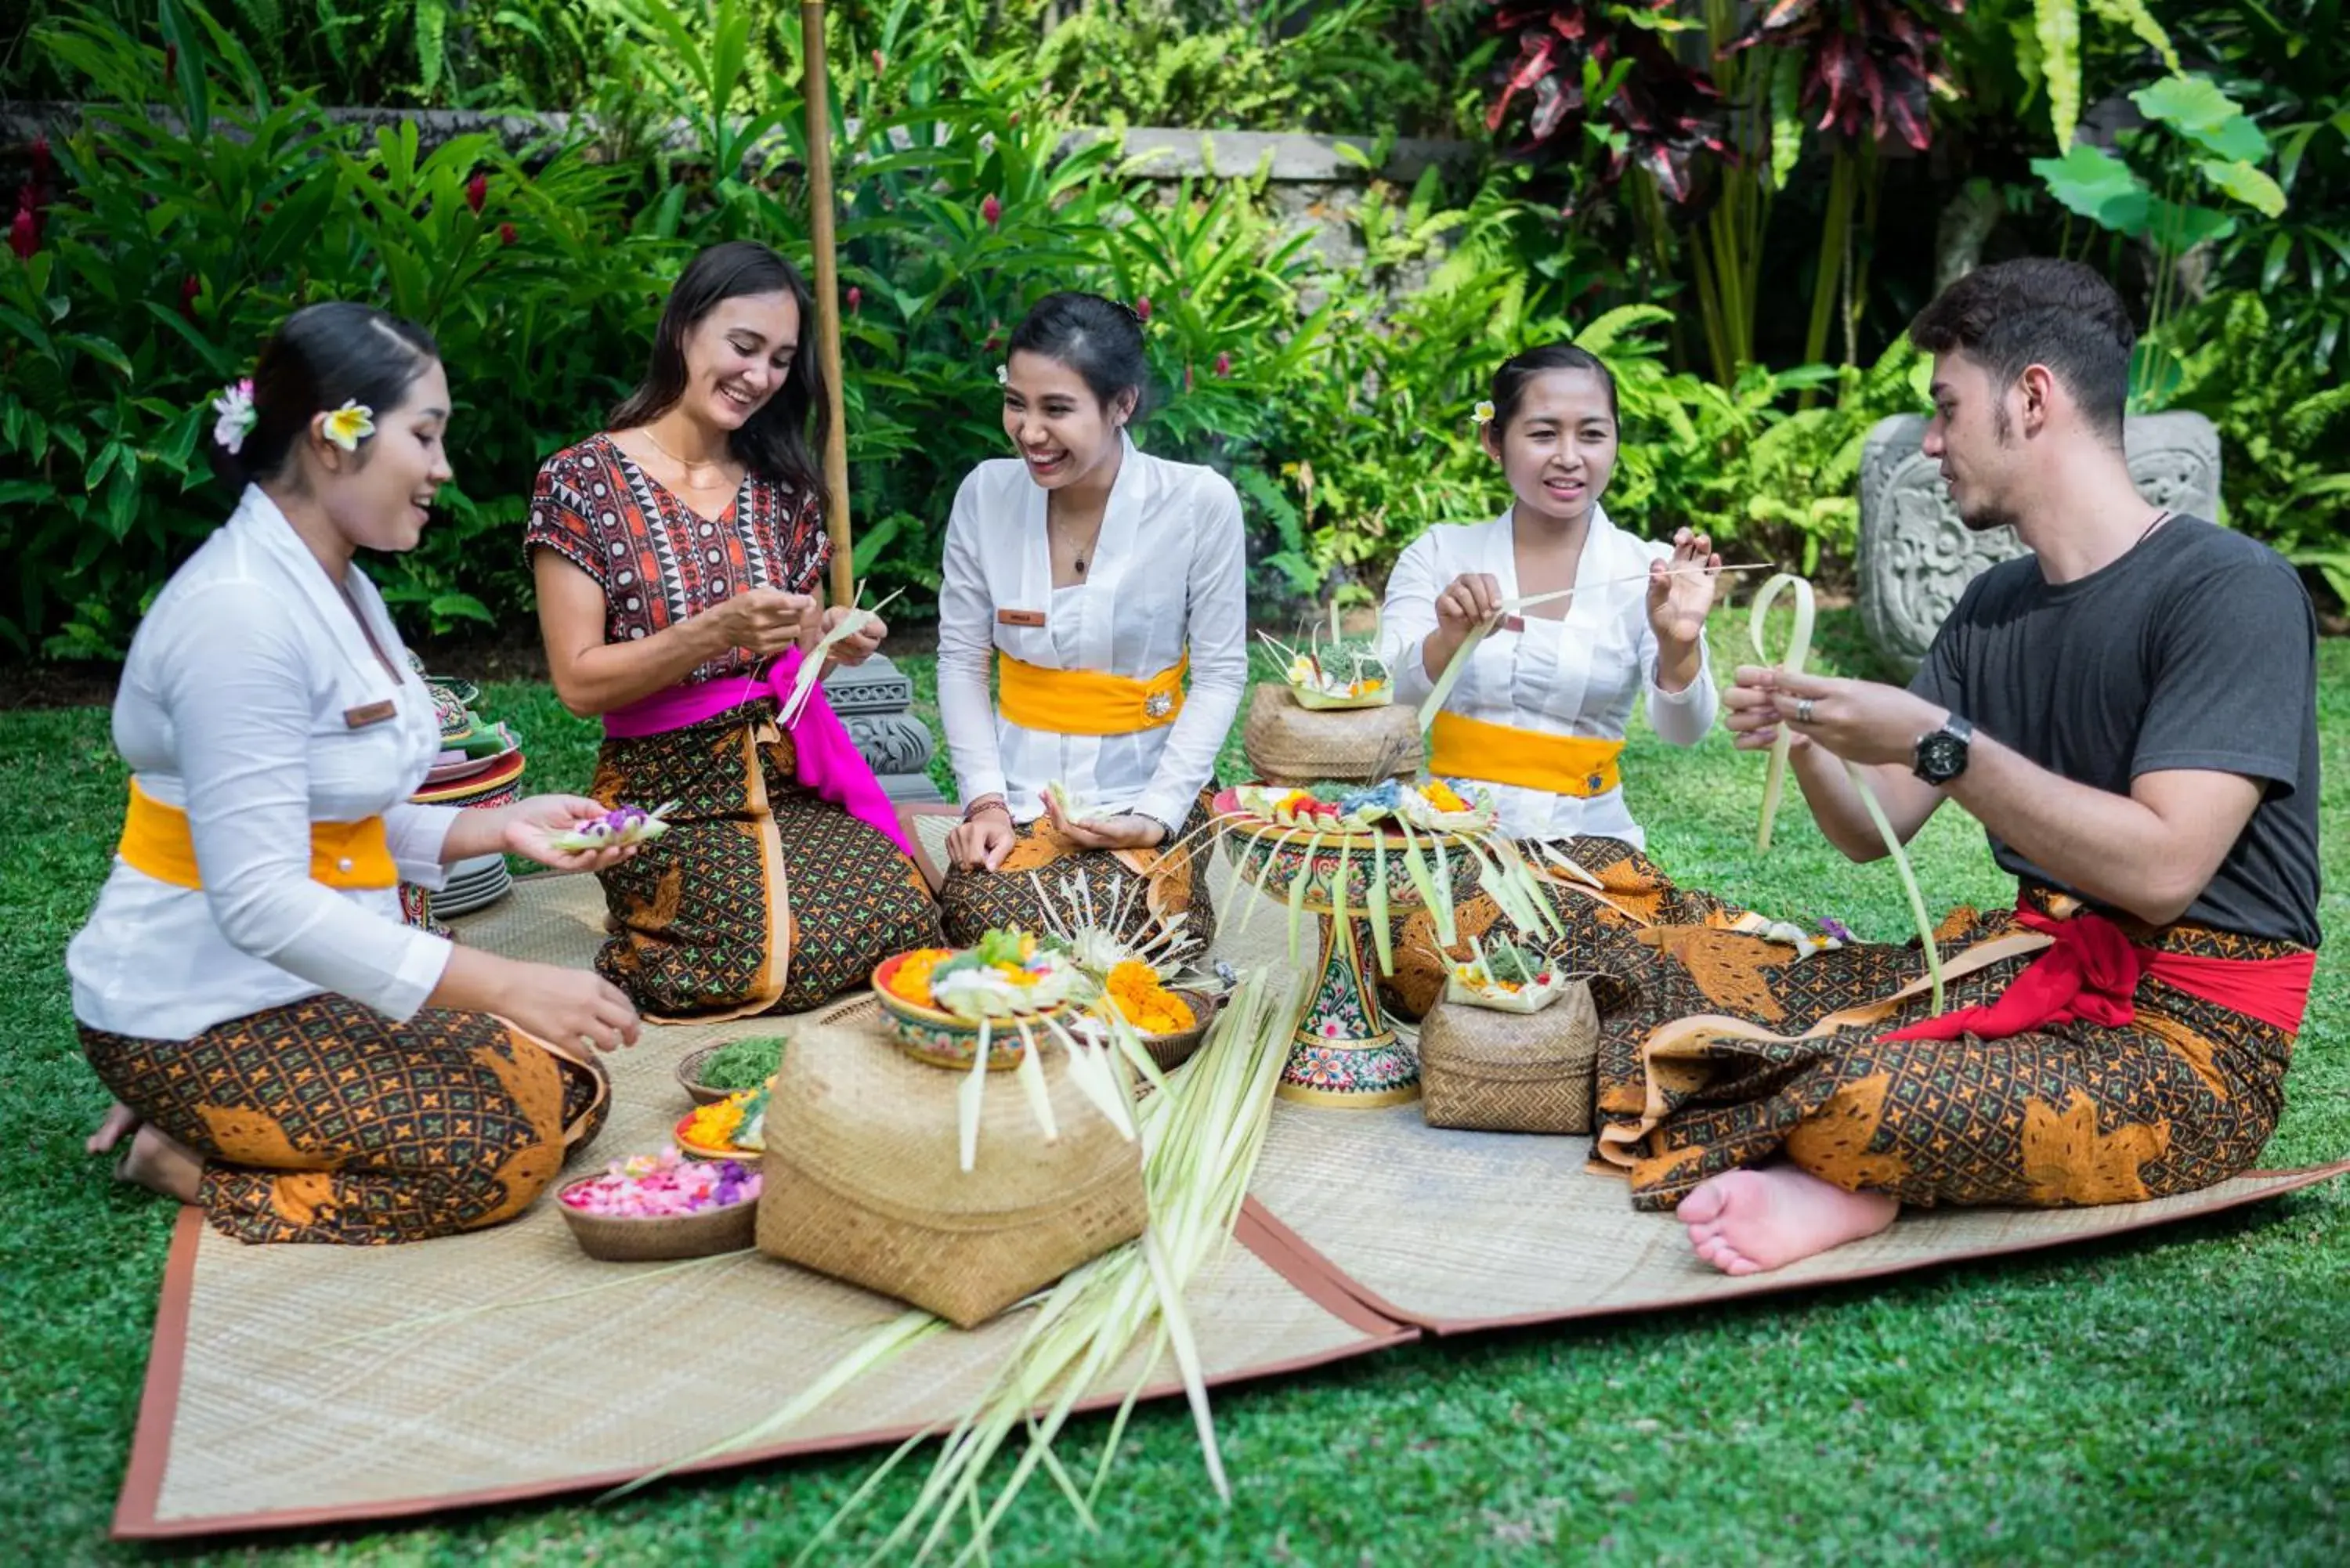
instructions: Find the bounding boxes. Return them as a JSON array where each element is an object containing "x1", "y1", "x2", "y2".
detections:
[
  {"x1": 530, "y1": 241, "x2": 939, "y2": 1021},
  {"x1": 73, "y1": 304, "x2": 637, "y2": 1245},
  {"x1": 935, "y1": 293, "x2": 1249, "y2": 959},
  {"x1": 1379, "y1": 343, "x2": 1766, "y2": 1018}
]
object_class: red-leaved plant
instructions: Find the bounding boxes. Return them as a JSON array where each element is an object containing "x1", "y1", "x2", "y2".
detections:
[
  {"x1": 1480, "y1": 1, "x2": 1730, "y2": 203},
  {"x1": 1724, "y1": 0, "x2": 1963, "y2": 152}
]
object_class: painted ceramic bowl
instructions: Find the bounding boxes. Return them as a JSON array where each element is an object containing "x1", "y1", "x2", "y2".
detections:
[{"x1": 870, "y1": 952, "x2": 1076, "y2": 1071}]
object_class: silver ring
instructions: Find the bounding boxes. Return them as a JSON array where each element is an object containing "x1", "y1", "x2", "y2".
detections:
[{"x1": 1794, "y1": 697, "x2": 1816, "y2": 724}]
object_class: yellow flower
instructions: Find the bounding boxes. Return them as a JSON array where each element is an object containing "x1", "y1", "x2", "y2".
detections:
[
  {"x1": 320, "y1": 400, "x2": 376, "y2": 451},
  {"x1": 887, "y1": 948, "x2": 955, "y2": 1008},
  {"x1": 1471, "y1": 400, "x2": 1495, "y2": 427},
  {"x1": 1105, "y1": 959, "x2": 1194, "y2": 1035}
]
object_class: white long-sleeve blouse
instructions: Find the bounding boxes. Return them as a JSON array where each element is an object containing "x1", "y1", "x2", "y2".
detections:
[
  {"x1": 1382, "y1": 506, "x2": 1718, "y2": 848},
  {"x1": 935, "y1": 437, "x2": 1249, "y2": 831},
  {"x1": 67, "y1": 487, "x2": 458, "y2": 1041}
]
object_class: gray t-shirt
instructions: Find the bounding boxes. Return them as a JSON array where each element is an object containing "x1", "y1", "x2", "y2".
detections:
[{"x1": 1909, "y1": 517, "x2": 2322, "y2": 948}]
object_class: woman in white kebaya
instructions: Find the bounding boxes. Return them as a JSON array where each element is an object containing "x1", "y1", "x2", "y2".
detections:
[
  {"x1": 1381, "y1": 342, "x2": 1764, "y2": 1016},
  {"x1": 935, "y1": 292, "x2": 1247, "y2": 958},
  {"x1": 70, "y1": 303, "x2": 638, "y2": 1244}
]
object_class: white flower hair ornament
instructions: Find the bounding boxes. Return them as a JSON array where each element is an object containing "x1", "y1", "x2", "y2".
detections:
[
  {"x1": 1471, "y1": 399, "x2": 1495, "y2": 428},
  {"x1": 320, "y1": 400, "x2": 376, "y2": 452},
  {"x1": 211, "y1": 378, "x2": 257, "y2": 454},
  {"x1": 995, "y1": 363, "x2": 1009, "y2": 386}
]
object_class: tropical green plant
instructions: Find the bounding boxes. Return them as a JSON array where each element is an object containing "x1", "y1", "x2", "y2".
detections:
[
  {"x1": 2, "y1": 0, "x2": 673, "y2": 656},
  {"x1": 2159, "y1": 289, "x2": 2350, "y2": 607},
  {"x1": 2030, "y1": 72, "x2": 2286, "y2": 403},
  {"x1": 1031, "y1": 0, "x2": 1468, "y2": 136}
]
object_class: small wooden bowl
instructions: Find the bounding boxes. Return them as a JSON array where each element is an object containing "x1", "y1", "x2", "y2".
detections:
[
  {"x1": 675, "y1": 1039, "x2": 786, "y2": 1106},
  {"x1": 1139, "y1": 988, "x2": 1224, "y2": 1075},
  {"x1": 555, "y1": 1185, "x2": 757, "y2": 1263}
]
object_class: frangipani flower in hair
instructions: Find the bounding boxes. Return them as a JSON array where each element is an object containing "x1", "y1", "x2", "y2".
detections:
[
  {"x1": 211, "y1": 378, "x2": 257, "y2": 454},
  {"x1": 1471, "y1": 400, "x2": 1495, "y2": 428},
  {"x1": 320, "y1": 400, "x2": 375, "y2": 451}
]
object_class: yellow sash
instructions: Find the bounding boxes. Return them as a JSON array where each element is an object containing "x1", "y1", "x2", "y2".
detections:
[
  {"x1": 1430, "y1": 710, "x2": 1625, "y2": 799},
  {"x1": 996, "y1": 652, "x2": 1188, "y2": 737},
  {"x1": 118, "y1": 779, "x2": 399, "y2": 891}
]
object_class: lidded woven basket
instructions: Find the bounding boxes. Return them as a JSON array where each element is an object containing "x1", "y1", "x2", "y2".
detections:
[{"x1": 755, "y1": 997, "x2": 1146, "y2": 1328}]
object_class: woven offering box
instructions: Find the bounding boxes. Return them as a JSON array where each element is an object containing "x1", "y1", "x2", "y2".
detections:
[
  {"x1": 1419, "y1": 980, "x2": 1602, "y2": 1135},
  {"x1": 1242, "y1": 684, "x2": 1422, "y2": 788},
  {"x1": 755, "y1": 997, "x2": 1148, "y2": 1328}
]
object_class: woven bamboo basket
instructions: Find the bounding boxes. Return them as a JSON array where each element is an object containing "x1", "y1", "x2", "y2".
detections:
[
  {"x1": 557, "y1": 1186, "x2": 759, "y2": 1262},
  {"x1": 1138, "y1": 988, "x2": 1223, "y2": 1075},
  {"x1": 1241, "y1": 683, "x2": 1423, "y2": 788},
  {"x1": 755, "y1": 997, "x2": 1148, "y2": 1328},
  {"x1": 1418, "y1": 981, "x2": 1602, "y2": 1135}
]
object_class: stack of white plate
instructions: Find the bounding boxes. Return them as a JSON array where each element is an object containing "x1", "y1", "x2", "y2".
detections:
[{"x1": 432, "y1": 852, "x2": 513, "y2": 917}]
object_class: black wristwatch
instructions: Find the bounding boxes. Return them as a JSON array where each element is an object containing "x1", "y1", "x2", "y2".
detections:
[{"x1": 1912, "y1": 714, "x2": 1974, "y2": 786}]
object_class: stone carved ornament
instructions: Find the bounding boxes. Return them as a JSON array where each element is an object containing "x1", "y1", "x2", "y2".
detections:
[{"x1": 1856, "y1": 410, "x2": 2221, "y2": 677}]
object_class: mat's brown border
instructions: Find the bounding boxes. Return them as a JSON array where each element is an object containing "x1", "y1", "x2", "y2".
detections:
[
  {"x1": 898, "y1": 801, "x2": 961, "y2": 894},
  {"x1": 1240, "y1": 1162, "x2": 2350, "y2": 1335},
  {"x1": 112, "y1": 1201, "x2": 1415, "y2": 1540}
]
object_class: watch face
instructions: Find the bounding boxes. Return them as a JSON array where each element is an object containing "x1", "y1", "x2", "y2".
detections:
[{"x1": 1918, "y1": 732, "x2": 1966, "y2": 780}]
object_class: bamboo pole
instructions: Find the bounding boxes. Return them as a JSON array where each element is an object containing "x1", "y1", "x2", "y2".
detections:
[{"x1": 801, "y1": 0, "x2": 854, "y2": 607}]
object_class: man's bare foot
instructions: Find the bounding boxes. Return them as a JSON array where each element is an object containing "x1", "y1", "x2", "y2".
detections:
[
  {"x1": 86, "y1": 1100, "x2": 140, "y2": 1155},
  {"x1": 117, "y1": 1124, "x2": 204, "y2": 1204},
  {"x1": 1679, "y1": 1166, "x2": 1899, "y2": 1275}
]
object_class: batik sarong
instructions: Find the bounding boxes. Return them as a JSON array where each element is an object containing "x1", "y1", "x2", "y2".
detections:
[
  {"x1": 1383, "y1": 834, "x2": 1762, "y2": 1020},
  {"x1": 590, "y1": 699, "x2": 941, "y2": 1019},
  {"x1": 939, "y1": 797, "x2": 1217, "y2": 960},
  {"x1": 1594, "y1": 886, "x2": 2305, "y2": 1212},
  {"x1": 82, "y1": 995, "x2": 607, "y2": 1245}
]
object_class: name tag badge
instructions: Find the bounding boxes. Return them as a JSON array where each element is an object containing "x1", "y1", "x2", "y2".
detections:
[
  {"x1": 343, "y1": 699, "x2": 399, "y2": 730},
  {"x1": 996, "y1": 608, "x2": 1047, "y2": 628}
]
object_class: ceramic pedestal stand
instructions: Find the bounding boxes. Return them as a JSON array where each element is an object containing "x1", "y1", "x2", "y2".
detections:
[{"x1": 1217, "y1": 797, "x2": 1480, "y2": 1109}]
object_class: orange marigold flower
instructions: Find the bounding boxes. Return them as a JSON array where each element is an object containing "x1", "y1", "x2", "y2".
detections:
[
  {"x1": 888, "y1": 948, "x2": 956, "y2": 1007},
  {"x1": 1105, "y1": 959, "x2": 1195, "y2": 1035}
]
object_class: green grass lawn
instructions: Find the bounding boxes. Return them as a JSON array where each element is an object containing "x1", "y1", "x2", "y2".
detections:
[{"x1": 6, "y1": 609, "x2": 2346, "y2": 1564}]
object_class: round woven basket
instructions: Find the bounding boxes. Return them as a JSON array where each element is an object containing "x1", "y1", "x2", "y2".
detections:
[
  {"x1": 1242, "y1": 683, "x2": 1423, "y2": 787},
  {"x1": 1138, "y1": 987, "x2": 1223, "y2": 1074},
  {"x1": 556, "y1": 1187, "x2": 758, "y2": 1262}
]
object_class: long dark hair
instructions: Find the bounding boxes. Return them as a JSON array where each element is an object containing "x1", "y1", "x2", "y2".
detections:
[
  {"x1": 609, "y1": 240, "x2": 827, "y2": 500},
  {"x1": 209, "y1": 303, "x2": 439, "y2": 489},
  {"x1": 1007, "y1": 291, "x2": 1152, "y2": 417},
  {"x1": 1488, "y1": 341, "x2": 1619, "y2": 434}
]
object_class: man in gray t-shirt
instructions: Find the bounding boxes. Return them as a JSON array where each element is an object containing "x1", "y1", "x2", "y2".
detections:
[{"x1": 1599, "y1": 258, "x2": 2324, "y2": 1283}]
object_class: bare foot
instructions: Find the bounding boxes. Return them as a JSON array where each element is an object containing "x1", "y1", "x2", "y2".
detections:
[
  {"x1": 1679, "y1": 1166, "x2": 1899, "y2": 1275},
  {"x1": 117, "y1": 1124, "x2": 204, "y2": 1204},
  {"x1": 86, "y1": 1100, "x2": 141, "y2": 1155}
]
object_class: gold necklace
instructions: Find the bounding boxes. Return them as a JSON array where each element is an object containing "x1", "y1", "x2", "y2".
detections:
[{"x1": 640, "y1": 427, "x2": 736, "y2": 491}]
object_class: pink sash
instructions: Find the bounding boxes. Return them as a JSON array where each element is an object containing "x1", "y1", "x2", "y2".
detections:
[{"x1": 602, "y1": 649, "x2": 914, "y2": 858}]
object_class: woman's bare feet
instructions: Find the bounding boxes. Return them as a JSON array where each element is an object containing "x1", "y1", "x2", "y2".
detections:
[
  {"x1": 116, "y1": 1124, "x2": 204, "y2": 1204},
  {"x1": 86, "y1": 1100, "x2": 140, "y2": 1154},
  {"x1": 1679, "y1": 1166, "x2": 1899, "y2": 1275}
]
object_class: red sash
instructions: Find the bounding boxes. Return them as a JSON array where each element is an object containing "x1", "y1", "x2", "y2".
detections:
[{"x1": 1883, "y1": 903, "x2": 2316, "y2": 1043}]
